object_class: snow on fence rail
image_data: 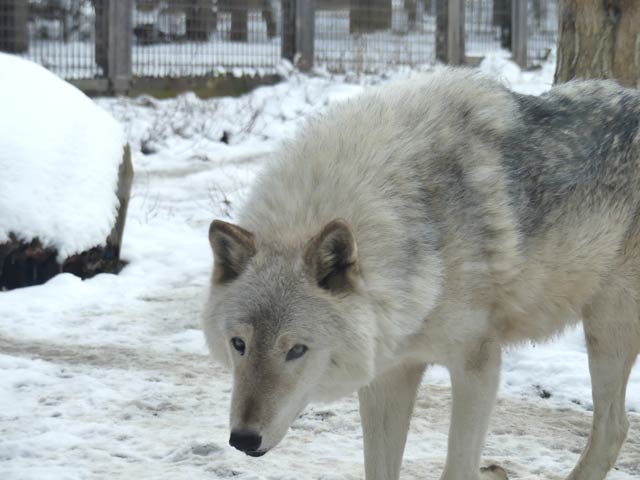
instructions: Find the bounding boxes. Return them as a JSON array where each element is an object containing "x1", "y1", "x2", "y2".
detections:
[{"x1": 0, "y1": 0, "x2": 558, "y2": 93}]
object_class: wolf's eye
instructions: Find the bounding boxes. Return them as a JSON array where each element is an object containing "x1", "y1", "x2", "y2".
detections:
[
  {"x1": 231, "y1": 337, "x2": 246, "y2": 355},
  {"x1": 286, "y1": 344, "x2": 308, "y2": 361}
]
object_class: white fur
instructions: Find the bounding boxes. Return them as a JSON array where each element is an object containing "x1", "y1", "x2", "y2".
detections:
[{"x1": 203, "y1": 69, "x2": 640, "y2": 479}]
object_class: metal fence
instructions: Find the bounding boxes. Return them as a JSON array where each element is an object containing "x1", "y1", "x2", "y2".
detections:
[
  {"x1": 0, "y1": 1, "x2": 559, "y2": 94},
  {"x1": 1, "y1": 0, "x2": 105, "y2": 79},
  {"x1": 314, "y1": 1, "x2": 437, "y2": 73},
  {"x1": 131, "y1": 1, "x2": 284, "y2": 76},
  {"x1": 466, "y1": 0, "x2": 504, "y2": 56},
  {"x1": 526, "y1": 0, "x2": 557, "y2": 65}
]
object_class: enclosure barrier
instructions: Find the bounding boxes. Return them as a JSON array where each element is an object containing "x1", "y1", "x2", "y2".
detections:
[{"x1": 0, "y1": 1, "x2": 558, "y2": 95}]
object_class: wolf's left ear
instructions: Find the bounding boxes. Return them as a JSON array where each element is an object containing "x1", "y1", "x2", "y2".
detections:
[
  {"x1": 209, "y1": 220, "x2": 256, "y2": 284},
  {"x1": 304, "y1": 219, "x2": 359, "y2": 293}
]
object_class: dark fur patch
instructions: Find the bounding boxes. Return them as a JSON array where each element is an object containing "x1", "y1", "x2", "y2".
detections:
[
  {"x1": 304, "y1": 219, "x2": 359, "y2": 293},
  {"x1": 503, "y1": 86, "x2": 640, "y2": 238}
]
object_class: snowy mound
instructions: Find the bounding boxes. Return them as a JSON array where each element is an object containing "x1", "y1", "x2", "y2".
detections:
[{"x1": 0, "y1": 53, "x2": 125, "y2": 259}]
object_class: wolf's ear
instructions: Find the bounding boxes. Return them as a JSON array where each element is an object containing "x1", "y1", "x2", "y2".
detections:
[
  {"x1": 304, "y1": 219, "x2": 359, "y2": 293},
  {"x1": 209, "y1": 220, "x2": 256, "y2": 284}
]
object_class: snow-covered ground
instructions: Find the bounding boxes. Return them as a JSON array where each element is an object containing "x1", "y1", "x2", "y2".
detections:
[{"x1": 1, "y1": 53, "x2": 639, "y2": 480}]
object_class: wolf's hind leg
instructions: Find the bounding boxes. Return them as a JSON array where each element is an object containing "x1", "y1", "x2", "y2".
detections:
[
  {"x1": 441, "y1": 338, "x2": 502, "y2": 480},
  {"x1": 358, "y1": 362, "x2": 426, "y2": 480},
  {"x1": 567, "y1": 287, "x2": 640, "y2": 480}
]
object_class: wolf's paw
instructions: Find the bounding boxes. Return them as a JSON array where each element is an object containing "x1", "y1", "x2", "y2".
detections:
[{"x1": 480, "y1": 464, "x2": 509, "y2": 480}]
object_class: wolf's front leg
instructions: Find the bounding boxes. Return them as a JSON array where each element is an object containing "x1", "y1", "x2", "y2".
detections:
[
  {"x1": 441, "y1": 339, "x2": 502, "y2": 480},
  {"x1": 358, "y1": 363, "x2": 427, "y2": 480}
]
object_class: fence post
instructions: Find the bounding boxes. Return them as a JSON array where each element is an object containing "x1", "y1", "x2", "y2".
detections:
[
  {"x1": 435, "y1": 0, "x2": 447, "y2": 63},
  {"x1": 447, "y1": 0, "x2": 465, "y2": 65},
  {"x1": 231, "y1": 0, "x2": 249, "y2": 42},
  {"x1": 0, "y1": 0, "x2": 28, "y2": 53},
  {"x1": 95, "y1": 1, "x2": 107, "y2": 74},
  {"x1": 436, "y1": 0, "x2": 464, "y2": 65},
  {"x1": 282, "y1": 0, "x2": 296, "y2": 63},
  {"x1": 295, "y1": 0, "x2": 315, "y2": 71},
  {"x1": 512, "y1": 0, "x2": 528, "y2": 68},
  {"x1": 106, "y1": 0, "x2": 132, "y2": 94}
]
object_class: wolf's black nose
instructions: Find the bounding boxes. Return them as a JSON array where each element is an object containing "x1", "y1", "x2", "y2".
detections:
[{"x1": 229, "y1": 430, "x2": 262, "y2": 453}]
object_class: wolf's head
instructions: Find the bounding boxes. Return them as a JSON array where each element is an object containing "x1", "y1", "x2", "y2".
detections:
[{"x1": 203, "y1": 219, "x2": 377, "y2": 456}]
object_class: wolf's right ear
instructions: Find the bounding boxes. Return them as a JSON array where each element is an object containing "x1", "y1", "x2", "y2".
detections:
[{"x1": 209, "y1": 220, "x2": 256, "y2": 284}]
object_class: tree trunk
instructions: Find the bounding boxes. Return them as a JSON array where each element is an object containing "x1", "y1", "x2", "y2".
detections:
[
  {"x1": 554, "y1": 0, "x2": 640, "y2": 88},
  {"x1": 350, "y1": 0, "x2": 392, "y2": 34}
]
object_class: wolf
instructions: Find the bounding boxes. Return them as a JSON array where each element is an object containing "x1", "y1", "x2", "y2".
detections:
[{"x1": 202, "y1": 68, "x2": 640, "y2": 480}]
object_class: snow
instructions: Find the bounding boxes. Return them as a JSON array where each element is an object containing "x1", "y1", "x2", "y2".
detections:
[
  {"x1": 0, "y1": 53, "x2": 126, "y2": 260},
  {"x1": 0, "y1": 53, "x2": 638, "y2": 479}
]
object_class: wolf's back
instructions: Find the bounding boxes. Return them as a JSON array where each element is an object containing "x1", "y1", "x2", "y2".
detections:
[
  {"x1": 504, "y1": 80, "x2": 640, "y2": 239},
  {"x1": 239, "y1": 68, "x2": 519, "y2": 244},
  {"x1": 240, "y1": 70, "x2": 640, "y2": 291}
]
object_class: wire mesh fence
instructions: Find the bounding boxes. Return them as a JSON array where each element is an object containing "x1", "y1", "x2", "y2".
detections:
[
  {"x1": 527, "y1": 0, "x2": 557, "y2": 66},
  {"x1": 314, "y1": 0, "x2": 436, "y2": 73},
  {"x1": 1, "y1": 0, "x2": 103, "y2": 79},
  {"x1": 131, "y1": 1, "x2": 283, "y2": 77},
  {"x1": 0, "y1": 1, "x2": 560, "y2": 92},
  {"x1": 465, "y1": 0, "x2": 504, "y2": 56}
]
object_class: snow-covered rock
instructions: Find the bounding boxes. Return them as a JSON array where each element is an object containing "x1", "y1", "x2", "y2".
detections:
[{"x1": 0, "y1": 53, "x2": 126, "y2": 261}]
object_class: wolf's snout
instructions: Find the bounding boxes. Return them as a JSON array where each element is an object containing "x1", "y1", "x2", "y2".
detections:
[{"x1": 229, "y1": 430, "x2": 262, "y2": 454}]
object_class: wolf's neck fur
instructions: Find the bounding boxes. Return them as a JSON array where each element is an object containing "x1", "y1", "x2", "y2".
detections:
[{"x1": 239, "y1": 69, "x2": 530, "y2": 367}]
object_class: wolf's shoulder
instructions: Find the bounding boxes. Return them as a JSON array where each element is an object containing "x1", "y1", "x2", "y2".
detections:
[
  {"x1": 343, "y1": 68, "x2": 519, "y2": 138},
  {"x1": 525, "y1": 78, "x2": 640, "y2": 116},
  {"x1": 544, "y1": 78, "x2": 639, "y2": 99}
]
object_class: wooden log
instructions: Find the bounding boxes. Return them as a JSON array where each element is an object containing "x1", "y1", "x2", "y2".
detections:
[
  {"x1": 0, "y1": 145, "x2": 134, "y2": 291},
  {"x1": 108, "y1": 144, "x2": 133, "y2": 262}
]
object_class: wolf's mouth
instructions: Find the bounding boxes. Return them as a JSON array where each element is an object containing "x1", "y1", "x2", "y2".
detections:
[{"x1": 245, "y1": 450, "x2": 267, "y2": 457}]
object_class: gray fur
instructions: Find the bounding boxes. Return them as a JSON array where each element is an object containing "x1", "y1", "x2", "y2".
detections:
[{"x1": 203, "y1": 68, "x2": 640, "y2": 480}]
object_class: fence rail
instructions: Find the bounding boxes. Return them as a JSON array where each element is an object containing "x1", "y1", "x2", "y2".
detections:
[{"x1": 0, "y1": 0, "x2": 558, "y2": 94}]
